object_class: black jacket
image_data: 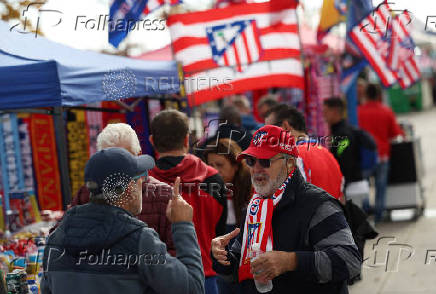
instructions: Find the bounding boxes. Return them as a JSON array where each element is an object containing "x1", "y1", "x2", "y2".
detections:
[
  {"x1": 329, "y1": 119, "x2": 363, "y2": 185},
  {"x1": 213, "y1": 169, "x2": 361, "y2": 294}
]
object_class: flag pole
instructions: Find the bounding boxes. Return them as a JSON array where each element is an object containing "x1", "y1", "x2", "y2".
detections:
[{"x1": 296, "y1": 2, "x2": 307, "y2": 106}]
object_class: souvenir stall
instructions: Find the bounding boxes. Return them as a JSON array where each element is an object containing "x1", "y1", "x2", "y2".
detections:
[{"x1": 0, "y1": 20, "x2": 180, "y2": 292}]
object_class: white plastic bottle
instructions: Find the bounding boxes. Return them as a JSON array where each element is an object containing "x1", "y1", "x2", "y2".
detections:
[{"x1": 251, "y1": 243, "x2": 273, "y2": 293}]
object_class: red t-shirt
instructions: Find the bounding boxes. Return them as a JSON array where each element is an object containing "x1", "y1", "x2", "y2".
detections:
[
  {"x1": 297, "y1": 142, "x2": 344, "y2": 199},
  {"x1": 358, "y1": 101, "x2": 404, "y2": 159}
]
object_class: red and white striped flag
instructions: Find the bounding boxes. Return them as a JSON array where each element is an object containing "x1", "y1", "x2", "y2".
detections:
[
  {"x1": 388, "y1": 11, "x2": 413, "y2": 71},
  {"x1": 349, "y1": 3, "x2": 420, "y2": 89},
  {"x1": 388, "y1": 11, "x2": 420, "y2": 89},
  {"x1": 167, "y1": 1, "x2": 304, "y2": 106},
  {"x1": 349, "y1": 2, "x2": 397, "y2": 87}
]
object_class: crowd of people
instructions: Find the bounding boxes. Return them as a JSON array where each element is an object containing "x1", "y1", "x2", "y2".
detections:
[{"x1": 41, "y1": 83, "x2": 404, "y2": 294}]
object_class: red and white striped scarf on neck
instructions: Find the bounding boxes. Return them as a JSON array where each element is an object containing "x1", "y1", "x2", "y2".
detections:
[{"x1": 239, "y1": 168, "x2": 295, "y2": 282}]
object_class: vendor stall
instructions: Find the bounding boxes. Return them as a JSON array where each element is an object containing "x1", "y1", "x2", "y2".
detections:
[{"x1": 0, "y1": 19, "x2": 180, "y2": 226}]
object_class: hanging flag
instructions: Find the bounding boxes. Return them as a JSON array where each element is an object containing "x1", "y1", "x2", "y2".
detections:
[
  {"x1": 30, "y1": 114, "x2": 63, "y2": 211},
  {"x1": 125, "y1": 99, "x2": 154, "y2": 156},
  {"x1": 349, "y1": 3, "x2": 398, "y2": 87},
  {"x1": 388, "y1": 11, "x2": 413, "y2": 71},
  {"x1": 66, "y1": 110, "x2": 90, "y2": 198},
  {"x1": 317, "y1": 0, "x2": 346, "y2": 42},
  {"x1": 18, "y1": 117, "x2": 35, "y2": 190},
  {"x1": 109, "y1": 0, "x2": 181, "y2": 48},
  {"x1": 168, "y1": 1, "x2": 304, "y2": 106},
  {"x1": 388, "y1": 11, "x2": 421, "y2": 89},
  {"x1": 85, "y1": 102, "x2": 103, "y2": 156},
  {"x1": 349, "y1": 3, "x2": 420, "y2": 89},
  {"x1": 343, "y1": 0, "x2": 373, "y2": 125}
]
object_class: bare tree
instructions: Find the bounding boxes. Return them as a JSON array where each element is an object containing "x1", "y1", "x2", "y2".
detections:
[{"x1": 0, "y1": 0, "x2": 48, "y2": 36}]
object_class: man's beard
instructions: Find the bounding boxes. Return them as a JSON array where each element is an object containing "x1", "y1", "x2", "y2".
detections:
[{"x1": 251, "y1": 167, "x2": 288, "y2": 197}]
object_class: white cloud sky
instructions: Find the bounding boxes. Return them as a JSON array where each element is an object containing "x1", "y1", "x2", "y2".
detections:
[{"x1": 12, "y1": 0, "x2": 436, "y2": 53}]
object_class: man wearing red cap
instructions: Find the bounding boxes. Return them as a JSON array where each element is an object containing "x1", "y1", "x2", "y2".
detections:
[{"x1": 211, "y1": 125, "x2": 361, "y2": 294}]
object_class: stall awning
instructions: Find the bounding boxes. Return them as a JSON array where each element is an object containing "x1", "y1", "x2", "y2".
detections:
[{"x1": 0, "y1": 21, "x2": 180, "y2": 110}]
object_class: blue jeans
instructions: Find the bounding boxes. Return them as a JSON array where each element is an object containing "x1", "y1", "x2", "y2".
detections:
[
  {"x1": 217, "y1": 276, "x2": 241, "y2": 294},
  {"x1": 374, "y1": 161, "x2": 390, "y2": 222},
  {"x1": 205, "y1": 276, "x2": 218, "y2": 294}
]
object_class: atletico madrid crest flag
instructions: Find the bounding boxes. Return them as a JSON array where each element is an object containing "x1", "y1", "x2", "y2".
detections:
[
  {"x1": 167, "y1": 1, "x2": 304, "y2": 106},
  {"x1": 349, "y1": 3, "x2": 420, "y2": 89}
]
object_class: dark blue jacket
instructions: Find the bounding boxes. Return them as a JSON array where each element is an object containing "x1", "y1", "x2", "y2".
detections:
[{"x1": 41, "y1": 203, "x2": 204, "y2": 294}]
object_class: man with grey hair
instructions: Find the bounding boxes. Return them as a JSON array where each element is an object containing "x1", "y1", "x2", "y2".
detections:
[
  {"x1": 71, "y1": 123, "x2": 176, "y2": 255},
  {"x1": 96, "y1": 123, "x2": 142, "y2": 155},
  {"x1": 42, "y1": 148, "x2": 204, "y2": 294},
  {"x1": 211, "y1": 125, "x2": 361, "y2": 294}
]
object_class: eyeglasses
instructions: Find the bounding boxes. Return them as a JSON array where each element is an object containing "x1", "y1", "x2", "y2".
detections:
[{"x1": 245, "y1": 156, "x2": 286, "y2": 168}]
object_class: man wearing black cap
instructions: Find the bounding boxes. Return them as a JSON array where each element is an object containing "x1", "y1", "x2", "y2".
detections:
[
  {"x1": 41, "y1": 147, "x2": 204, "y2": 294},
  {"x1": 211, "y1": 126, "x2": 361, "y2": 294}
]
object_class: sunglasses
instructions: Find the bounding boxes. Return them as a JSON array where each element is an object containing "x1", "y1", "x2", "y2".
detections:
[{"x1": 245, "y1": 156, "x2": 286, "y2": 168}]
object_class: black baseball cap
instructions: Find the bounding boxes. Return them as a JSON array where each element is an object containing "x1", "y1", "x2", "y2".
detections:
[{"x1": 84, "y1": 147, "x2": 155, "y2": 197}]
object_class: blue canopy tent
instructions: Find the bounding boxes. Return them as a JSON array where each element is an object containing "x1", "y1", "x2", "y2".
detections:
[
  {"x1": 0, "y1": 21, "x2": 179, "y2": 108},
  {"x1": 0, "y1": 20, "x2": 180, "y2": 214}
]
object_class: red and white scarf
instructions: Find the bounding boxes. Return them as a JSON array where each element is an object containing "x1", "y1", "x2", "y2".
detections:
[{"x1": 239, "y1": 169, "x2": 295, "y2": 282}]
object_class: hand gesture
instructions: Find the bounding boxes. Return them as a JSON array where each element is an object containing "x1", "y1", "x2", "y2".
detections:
[
  {"x1": 166, "y1": 177, "x2": 193, "y2": 223},
  {"x1": 211, "y1": 228, "x2": 240, "y2": 265},
  {"x1": 250, "y1": 251, "x2": 296, "y2": 283}
]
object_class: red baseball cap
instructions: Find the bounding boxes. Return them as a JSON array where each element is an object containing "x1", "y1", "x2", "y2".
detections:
[{"x1": 238, "y1": 125, "x2": 298, "y2": 160}]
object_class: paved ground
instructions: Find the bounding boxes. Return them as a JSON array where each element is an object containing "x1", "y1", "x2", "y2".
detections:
[{"x1": 349, "y1": 108, "x2": 436, "y2": 294}]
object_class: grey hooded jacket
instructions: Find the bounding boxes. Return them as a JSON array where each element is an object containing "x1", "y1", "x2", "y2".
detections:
[{"x1": 41, "y1": 203, "x2": 204, "y2": 294}]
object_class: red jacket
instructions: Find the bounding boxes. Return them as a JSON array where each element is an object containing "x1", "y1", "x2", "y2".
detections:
[
  {"x1": 358, "y1": 101, "x2": 404, "y2": 159},
  {"x1": 150, "y1": 154, "x2": 227, "y2": 278},
  {"x1": 72, "y1": 176, "x2": 176, "y2": 256},
  {"x1": 297, "y1": 142, "x2": 344, "y2": 200}
]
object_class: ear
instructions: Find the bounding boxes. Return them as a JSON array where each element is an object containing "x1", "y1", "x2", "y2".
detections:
[
  {"x1": 149, "y1": 135, "x2": 154, "y2": 147},
  {"x1": 282, "y1": 121, "x2": 294, "y2": 133},
  {"x1": 184, "y1": 134, "x2": 189, "y2": 149},
  {"x1": 286, "y1": 157, "x2": 296, "y2": 170}
]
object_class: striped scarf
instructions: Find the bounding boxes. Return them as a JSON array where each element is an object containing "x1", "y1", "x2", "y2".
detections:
[{"x1": 239, "y1": 168, "x2": 295, "y2": 282}]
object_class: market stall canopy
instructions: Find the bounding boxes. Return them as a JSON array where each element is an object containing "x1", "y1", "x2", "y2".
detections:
[{"x1": 0, "y1": 21, "x2": 180, "y2": 110}]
